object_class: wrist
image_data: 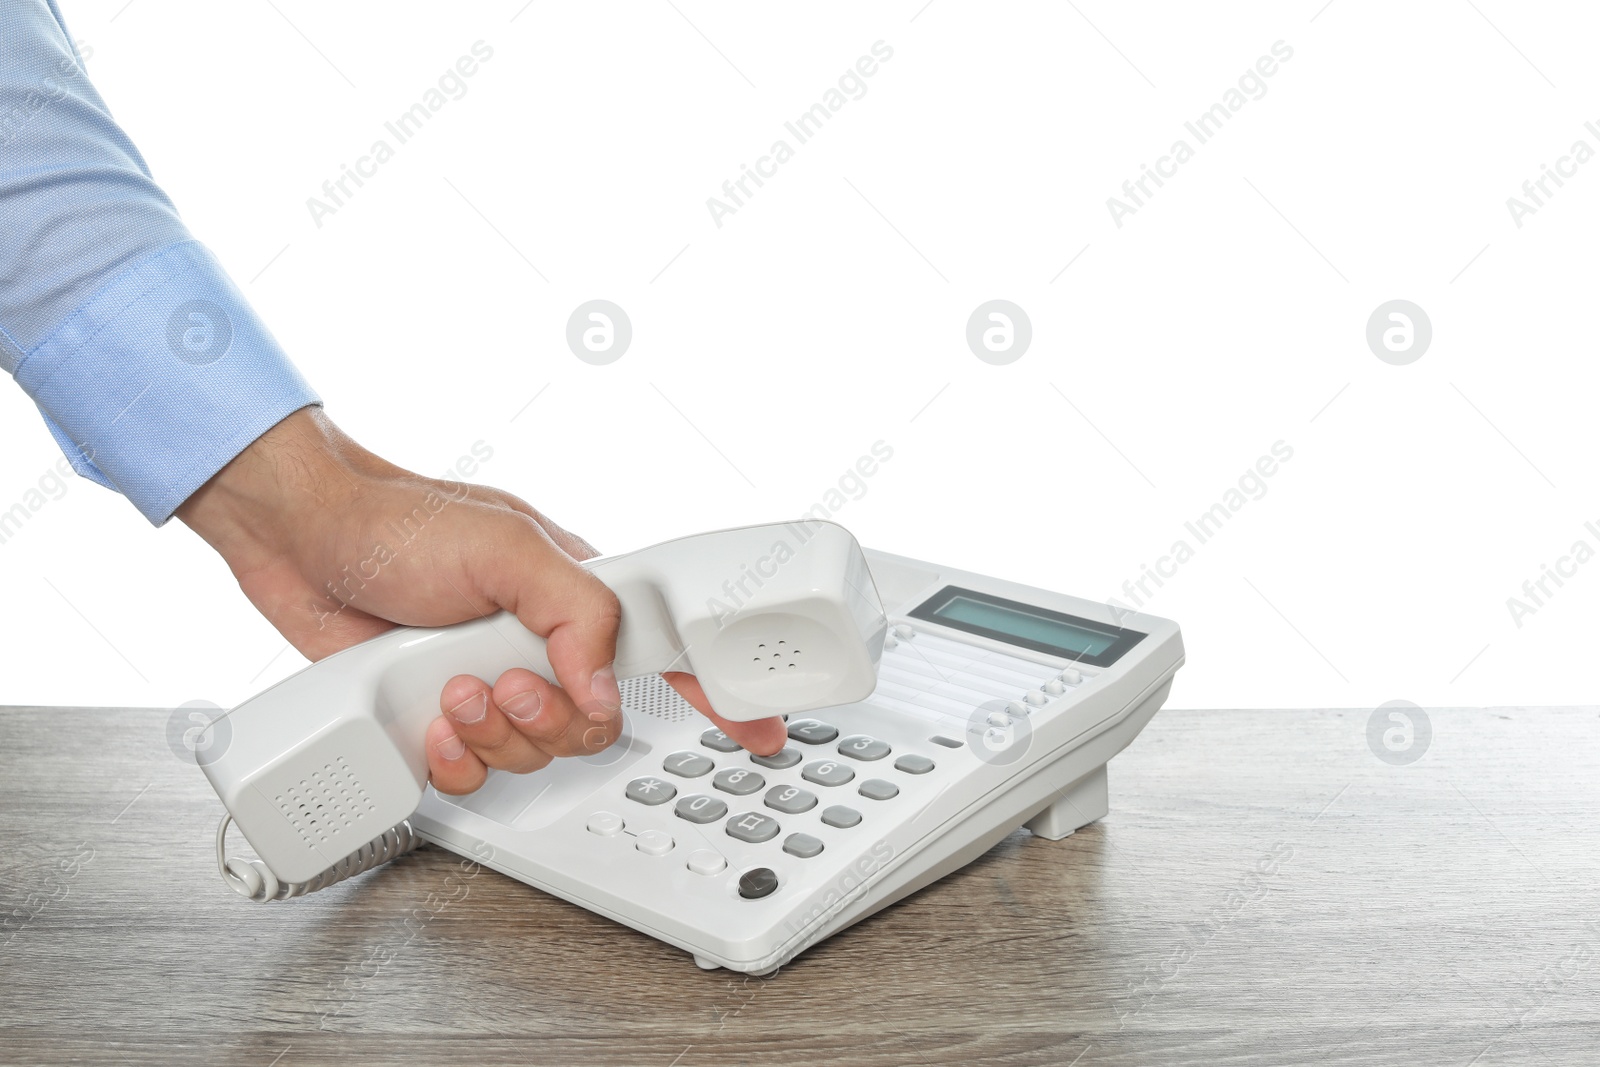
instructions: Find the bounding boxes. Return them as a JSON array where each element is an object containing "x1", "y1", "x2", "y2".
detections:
[{"x1": 176, "y1": 407, "x2": 389, "y2": 570}]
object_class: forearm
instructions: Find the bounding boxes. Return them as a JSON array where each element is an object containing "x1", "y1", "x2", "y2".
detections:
[{"x1": 0, "y1": 4, "x2": 319, "y2": 524}]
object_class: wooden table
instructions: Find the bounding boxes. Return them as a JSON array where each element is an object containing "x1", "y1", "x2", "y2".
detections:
[{"x1": 2, "y1": 706, "x2": 1595, "y2": 1066}]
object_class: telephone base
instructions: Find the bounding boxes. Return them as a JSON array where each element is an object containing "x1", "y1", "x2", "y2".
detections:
[
  {"x1": 1024, "y1": 764, "x2": 1110, "y2": 841},
  {"x1": 407, "y1": 548, "x2": 1183, "y2": 974}
]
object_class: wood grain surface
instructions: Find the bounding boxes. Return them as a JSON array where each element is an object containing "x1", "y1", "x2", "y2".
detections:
[{"x1": 1, "y1": 706, "x2": 1596, "y2": 1067}]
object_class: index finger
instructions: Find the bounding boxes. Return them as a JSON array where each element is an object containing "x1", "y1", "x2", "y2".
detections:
[{"x1": 663, "y1": 671, "x2": 786, "y2": 756}]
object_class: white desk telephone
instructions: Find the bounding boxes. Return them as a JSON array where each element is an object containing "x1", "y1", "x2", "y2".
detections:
[{"x1": 200, "y1": 520, "x2": 1183, "y2": 973}]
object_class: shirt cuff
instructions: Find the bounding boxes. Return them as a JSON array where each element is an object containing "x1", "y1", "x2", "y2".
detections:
[{"x1": 13, "y1": 239, "x2": 321, "y2": 525}]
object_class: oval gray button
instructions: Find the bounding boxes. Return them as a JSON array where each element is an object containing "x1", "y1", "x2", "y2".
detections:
[
  {"x1": 726, "y1": 811, "x2": 780, "y2": 843},
  {"x1": 674, "y1": 794, "x2": 728, "y2": 824},
  {"x1": 837, "y1": 735, "x2": 891, "y2": 761},
  {"x1": 821, "y1": 805, "x2": 861, "y2": 828}
]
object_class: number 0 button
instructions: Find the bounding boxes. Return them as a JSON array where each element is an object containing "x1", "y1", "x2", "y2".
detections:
[
  {"x1": 802, "y1": 760, "x2": 855, "y2": 787},
  {"x1": 675, "y1": 794, "x2": 728, "y2": 824}
]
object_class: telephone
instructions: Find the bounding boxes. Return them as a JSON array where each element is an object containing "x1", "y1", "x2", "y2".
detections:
[{"x1": 200, "y1": 520, "x2": 1183, "y2": 973}]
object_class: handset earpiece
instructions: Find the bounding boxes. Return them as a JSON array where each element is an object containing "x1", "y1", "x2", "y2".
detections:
[{"x1": 599, "y1": 519, "x2": 886, "y2": 720}]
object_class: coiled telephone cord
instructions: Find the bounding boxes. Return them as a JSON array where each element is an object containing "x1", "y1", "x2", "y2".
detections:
[{"x1": 214, "y1": 815, "x2": 423, "y2": 902}]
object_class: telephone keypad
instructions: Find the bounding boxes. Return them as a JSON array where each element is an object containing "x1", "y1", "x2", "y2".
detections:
[{"x1": 618, "y1": 732, "x2": 939, "y2": 880}]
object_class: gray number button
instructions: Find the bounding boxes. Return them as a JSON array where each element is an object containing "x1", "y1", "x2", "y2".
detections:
[
  {"x1": 726, "y1": 811, "x2": 780, "y2": 843},
  {"x1": 763, "y1": 785, "x2": 818, "y2": 814},
  {"x1": 713, "y1": 768, "x2": 766, "y2": 796},
  {"x1": 663, "y1": 751, "x2": 714, "y2": 778},
  {"x1": 894, "y1": 754, "x2": 935, "y2": 774},
  {"x1": 700, "y1": 728, "x2": 741, "y2": 753},
  {"x1": 838, "y1": 734, "x2": 890, "y2": 761},
  {"x1": 783, "y1": 833, "x2": 824, "y2": 859},
  {"x1": 821, "y1": 805, "x2": 861, "y2": 828},
  {"x1": 625, "y1": 777, "x2": 676, "y2": 805},
  {"x1": 751, "y1": 747, "x2": 802, "y2": 769},
  {"x1": 859, "y1": 778, "x2": 899, "y2": 801},
  {"x1": 674, "y1": 794, "x2": 728, "y2": 824},
  {"x1": 786, "y1": 719, "x2": 839, "y2": 744},
  {"x1": 802, "y1": 760, "x2": 855, "y2": 787}
]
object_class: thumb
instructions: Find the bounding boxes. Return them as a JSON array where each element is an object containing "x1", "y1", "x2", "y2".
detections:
[{"x1": 489, "y1": 514, "x2": 622, "y2": 720}]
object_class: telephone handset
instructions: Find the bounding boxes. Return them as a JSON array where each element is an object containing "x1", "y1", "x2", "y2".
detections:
[{"x1": 199, "y1": 521, "x2": 886, "y2": 900}]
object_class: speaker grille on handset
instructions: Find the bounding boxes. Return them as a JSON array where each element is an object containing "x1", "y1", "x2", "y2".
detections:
[
  {"x1": 620, "y1": 675, "x2": 697, "y2": 724},
  {"x1": 267, "y1": 755, "x2": 377, "y2": 848}
]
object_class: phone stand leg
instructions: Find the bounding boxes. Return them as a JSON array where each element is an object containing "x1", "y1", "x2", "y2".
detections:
[{"x1": 1025, "y1": 764, "x2": 1109, "y2": 841}]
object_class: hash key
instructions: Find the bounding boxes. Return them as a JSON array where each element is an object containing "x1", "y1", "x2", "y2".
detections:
[{"x1": 726, "y1": 811, "x2": 780, "y2": 844}]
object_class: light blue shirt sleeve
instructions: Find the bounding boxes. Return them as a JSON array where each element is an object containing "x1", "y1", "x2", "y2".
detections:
[{"x1": 0, "y1": 0, "x2": 321, "y2": 525}]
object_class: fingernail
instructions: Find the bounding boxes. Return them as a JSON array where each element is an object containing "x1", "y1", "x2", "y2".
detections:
[
  {"x1": 500, "y1": 690, "x2": 542, "y2": 723},
  {"x1": 590, "y1": 664, "x2": 621, "y2": 713},
  {"x1": 449, "y1": 693, "x2": 488, "y2": 724},
  {"x1": 435, "y1": 733, "x2": 466, "y2": 761}
]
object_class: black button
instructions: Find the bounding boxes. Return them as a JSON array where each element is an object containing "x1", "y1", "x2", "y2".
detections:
[{"x1": 738, "y1": 867, "x2": 779, "y2": 899}]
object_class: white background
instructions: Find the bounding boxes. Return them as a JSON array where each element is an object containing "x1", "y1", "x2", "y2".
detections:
[{"x1": 2, "y1": 0, "x2": 1595, "y2": 711}]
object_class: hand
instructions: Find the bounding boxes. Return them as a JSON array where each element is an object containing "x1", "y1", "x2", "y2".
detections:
[{"x1": 176, "y1": 407, "x2": 786, "y2": 794}]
